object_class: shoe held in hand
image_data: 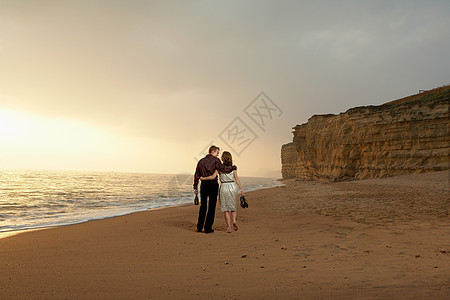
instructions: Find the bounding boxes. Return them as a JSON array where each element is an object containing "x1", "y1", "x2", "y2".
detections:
[{"x1": 240, "y1": 196, "x2": 248, "y2": 208}]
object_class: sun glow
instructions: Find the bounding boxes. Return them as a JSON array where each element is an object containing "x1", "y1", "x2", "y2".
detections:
[
  {"x1": 0, "y1": 109, "x2": 162, "y2": 172},
  {"x1": 0, "y1": 109, "x2": 115, "y2": 153},
  {"x1": 0, "y1": 109, "x2": 26, "y2": 138}
]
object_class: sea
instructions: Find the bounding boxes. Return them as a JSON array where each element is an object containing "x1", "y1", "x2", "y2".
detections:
[{"x1": 0, "y1": 169, "x2": 282, "y2": 236}]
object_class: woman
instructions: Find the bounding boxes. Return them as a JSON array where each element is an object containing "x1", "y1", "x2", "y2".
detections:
[{"x1": 200, "y1": 151, "x2": 244, "y2": 233}]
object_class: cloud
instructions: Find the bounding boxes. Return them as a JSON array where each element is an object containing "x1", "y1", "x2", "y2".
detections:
[{"x1": 0, "y1": 0, "x2": 449, "y2": 174}]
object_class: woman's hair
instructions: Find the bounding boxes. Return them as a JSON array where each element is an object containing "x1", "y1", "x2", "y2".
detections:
[{"x1": 221, "y1": 151, "x2": 233, "y2": 166}]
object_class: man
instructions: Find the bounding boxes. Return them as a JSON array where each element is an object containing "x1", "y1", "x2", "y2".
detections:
[{"x1": 193, "y1": 145, "x2": 236, "y2": 233}]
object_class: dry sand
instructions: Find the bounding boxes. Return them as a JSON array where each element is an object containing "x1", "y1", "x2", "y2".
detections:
[{"x1": 0, "y1": 171, "x2": 449, "y2": 299}]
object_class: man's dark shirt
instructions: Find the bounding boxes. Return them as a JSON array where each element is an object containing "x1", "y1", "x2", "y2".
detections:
[{"x1": 193, "y1": 154, "x2": 237, "y2": 190}]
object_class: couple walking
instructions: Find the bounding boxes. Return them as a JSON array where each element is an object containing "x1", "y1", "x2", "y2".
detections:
[{"x1": 193, "y1": 145, "x2": 244, "y2": 234}]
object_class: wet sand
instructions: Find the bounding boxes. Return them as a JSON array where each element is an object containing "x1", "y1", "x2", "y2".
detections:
[{"x1": 0, "y1": 171, "x2": 449, "y2": 299}]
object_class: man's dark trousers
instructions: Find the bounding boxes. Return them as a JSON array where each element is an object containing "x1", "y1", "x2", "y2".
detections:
[{"x1": 197, "y1": 180, "x2": 219, "y2": 232}]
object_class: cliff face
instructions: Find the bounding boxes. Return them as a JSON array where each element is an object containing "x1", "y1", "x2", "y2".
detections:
[{"x1": 281, "y1": 86, "x2": 450, "y2": 180}]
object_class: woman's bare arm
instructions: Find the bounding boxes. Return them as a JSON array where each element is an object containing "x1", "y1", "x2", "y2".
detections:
[
  {"x1": 233, "y1": 170, "x2": 244, "y2": 195},
  {"x1": 200, "y1": 170, "x2": 218, "y2": 181}
]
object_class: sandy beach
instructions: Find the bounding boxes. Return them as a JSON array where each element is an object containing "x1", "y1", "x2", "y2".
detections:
[{"x1": 0, "y1": 170, "x2": 449, "y2": 299}]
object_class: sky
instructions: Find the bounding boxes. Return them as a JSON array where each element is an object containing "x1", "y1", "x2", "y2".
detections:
[{"x1": 0, "y1": 0, "x2": 449, "y2": 177}]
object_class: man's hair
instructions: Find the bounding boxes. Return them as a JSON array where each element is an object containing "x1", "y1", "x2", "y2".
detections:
[{"x1": 208, "y1": 145, "x2": 220, "y2": 154}]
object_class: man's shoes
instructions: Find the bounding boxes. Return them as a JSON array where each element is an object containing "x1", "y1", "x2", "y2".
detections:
[
  {"x1": 195, "y1": 228, "x2": 202, "y2": 233},
  {"x1": 204, "y1": 229, "x2": 214, "y2": 234}
]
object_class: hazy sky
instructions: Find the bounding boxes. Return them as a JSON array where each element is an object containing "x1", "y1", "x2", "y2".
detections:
[{"x1": 1, "y1": 0, "x2": 449, "y2": 176}]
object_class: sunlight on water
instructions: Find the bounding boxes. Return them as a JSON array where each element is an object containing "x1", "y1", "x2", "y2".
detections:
[{"x1": 0, "y1": 169, "x2": 282, "y2": 234}]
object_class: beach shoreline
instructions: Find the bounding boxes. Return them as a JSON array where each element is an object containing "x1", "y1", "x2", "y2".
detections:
[
  {"x1": 0, "y1": 178, "x2": 284, "y2": 240},
  {"x1": 0, "y1": 170, "x2": 282, "y2": 237},
  {"x1": 0, "y1": 171, "x2": 448, "y2": 299},
  {"x1": 0, "y1": 203, "x2": 192, "y2": 240}
]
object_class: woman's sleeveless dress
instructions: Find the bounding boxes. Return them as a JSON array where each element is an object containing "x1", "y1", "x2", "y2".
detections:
[{"x1": 219, "y1": 171, "x2": 238, "y2": 212}]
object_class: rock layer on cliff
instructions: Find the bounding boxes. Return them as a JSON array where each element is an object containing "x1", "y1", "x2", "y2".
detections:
[{"x1": 281, "y1": 86, "x2": 449, "y2": 180}]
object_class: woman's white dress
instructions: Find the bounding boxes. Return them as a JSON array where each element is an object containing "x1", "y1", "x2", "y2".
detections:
[{"x1": 219, "y1": 171, "x2": 238, "y2": 212}]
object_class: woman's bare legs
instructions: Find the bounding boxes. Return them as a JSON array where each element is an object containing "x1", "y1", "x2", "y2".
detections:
[
  {"x1": 224, "y1": 211, "x2": 232, "y2": 233},
  {"x1": 231, "y1": 211, "x2": 238, "y2": 231}
]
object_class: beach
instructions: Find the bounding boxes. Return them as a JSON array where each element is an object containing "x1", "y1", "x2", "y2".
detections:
[{"x1": 0, "y1": 170, "x2": 449, "y2": 299}]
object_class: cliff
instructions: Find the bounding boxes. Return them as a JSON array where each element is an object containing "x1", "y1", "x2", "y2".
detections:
[{"x1": 281, "y1": 85, "x2": 450, "y2": 180}]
